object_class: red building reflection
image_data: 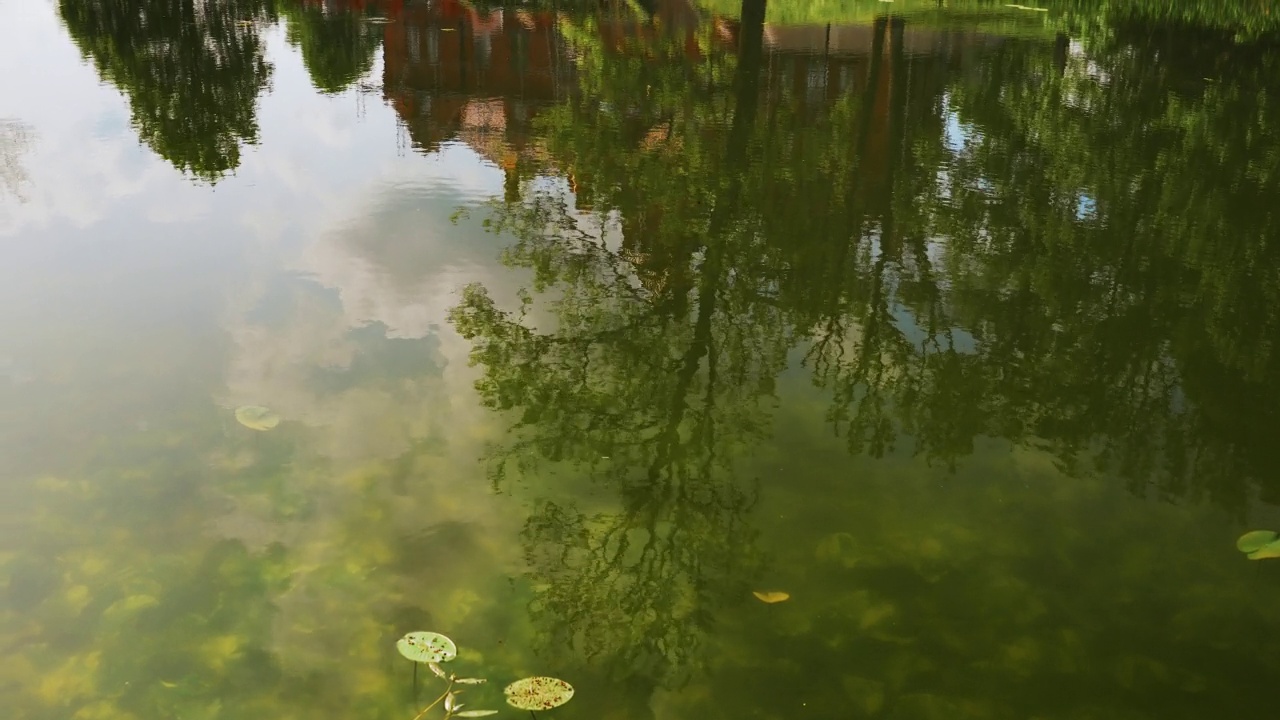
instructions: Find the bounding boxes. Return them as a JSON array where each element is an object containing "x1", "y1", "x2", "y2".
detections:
[{"x1": 297, "y1": 0, "x2": 1030, "y2": 199}]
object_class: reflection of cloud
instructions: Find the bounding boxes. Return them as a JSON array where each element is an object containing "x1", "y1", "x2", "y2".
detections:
[
  {"x1": 0, "y1": 119, "x2": 35, "y2": 202},
  {"x1": 145, "y1": 191, "x2": 213, "y2": 224},
  {"x1": 0, "y1": 3, "x2": 185, "y2": 234},
  {"x1": 219, "y1": 275, "x2": 445, "y2": 461},
  {"x1": 213, "y1": 26, "x2": 527, "y2": 464}
]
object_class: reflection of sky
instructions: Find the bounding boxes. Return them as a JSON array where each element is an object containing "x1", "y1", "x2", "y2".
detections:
[
  {"x1": 0, "y1": 5, "x2": 532, "y2": 686},
  {"x1": 892, "y1": 303, "x2": 978, "y2": 353},
  {"x1": 941, "y1": 92, "x2": 971, "y2": 155},
  {"x1": 0, "y1": 2, "x2": 523, "y2": 478},
  {"x1": 945, "y1": 113, "x2": 967, "y2": 154},
  {"x1": 1077, "y1": 193, "x2": 1097, "y2": 219}
]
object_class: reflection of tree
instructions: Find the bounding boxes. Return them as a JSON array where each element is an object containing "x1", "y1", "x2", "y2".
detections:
[
  {"x1": 449, "y1": 0, "x2": 777, "y2": 688},
  {"x1": 931, "y1": 22, "x2": 1280, "y2": 506},
  {"x1": 280, "y1": 0, "x2": 383, "y2": 94},
  {"x1": 456, "y1": 0, "x2": 1280, "y2": 539},
  {"x1": 450, "y1": 196, "x2": 774, "y2": 686},
  {"x1": 58, "y1": 0, "x2": 275, "y2": 181}
]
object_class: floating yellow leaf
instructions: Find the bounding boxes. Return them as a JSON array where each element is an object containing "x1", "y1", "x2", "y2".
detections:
[{"x1": 753, "y1": 590, "x2": 790, "y2": 604}]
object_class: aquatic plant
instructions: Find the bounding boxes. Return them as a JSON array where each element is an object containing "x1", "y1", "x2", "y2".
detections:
[
  {"x1": 504, "y1": 676, "x2": 575, "y2": 714},
  {"x1": 395, "y1": 631, "x2": 582, "y2": 719},
  {"x1": 1236, "y1": 531, "x2": 1280, "y2": 559}
]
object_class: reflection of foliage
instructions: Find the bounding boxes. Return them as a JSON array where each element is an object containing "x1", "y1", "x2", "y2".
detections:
[
  {"x1": 929, "y1": 22, "x2": 1280, "y2": 506},
  {"x1": 449, "y1": 7, "x2": 779, "y2": 684},
  {"x1": 519, "y1": 485, "x2": 759, "y2": 685},
  {"x1": 280, "y1": 1, "x2": 382, "y2": 95},
  {"x1": 450, "y1": 201, "x2": 773, "y2": 685},
  {"x1": 1054, "y1": 0, "x2": 1280, "y2": 40},
  {"x1": 58, "y1": 0, "x2": 275, "y2": 181},
  {"x1": 463, "y1": 20, "x2": 1280, "y2": 702},
  {"x1": 697, "y1": 0, "x2": 1280, "y2": 39},
  {"x1": 698, "y1": 0, "x2": 1058, "y2": 33}
]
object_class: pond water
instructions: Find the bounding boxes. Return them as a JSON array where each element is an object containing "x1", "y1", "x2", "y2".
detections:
[{"x1": 2, "y1": 0, "x2": 1279, "y2": 718}]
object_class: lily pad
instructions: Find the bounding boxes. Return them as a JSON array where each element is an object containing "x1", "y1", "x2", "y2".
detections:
[
  {"x1": 753, "y1": 590, "x2": 790, "y2": 604},
  {"x1": 1236, "y1": 530, "x2": 1278, "y2": 553},
  {"x1": 504, "y1": 676, "x2": 574, "y2": 711},
  {"x1": 1247, "y1": 539, "x2": 1280, "y2": 560},
  {"x1": 234, "y1": 405, "x2": 280, "y2": 431},
  {"x1": 396, "y1": 631, "x2": 457, "y2": 664}
]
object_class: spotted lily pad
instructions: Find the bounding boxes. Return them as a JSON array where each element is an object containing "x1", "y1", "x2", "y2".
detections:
[
  {"x1": 1237, "y1": 530, "x2": 1278, "y2": 554},
  {"x1": 234, "y1": 405, "x2": 280, "y2": 431},
  {"x1": 396, "y1": 631, "x2": 457, "y2": 664},
  {"x1": 504, "y1": 676, "x2": 574, "y2": 711}
]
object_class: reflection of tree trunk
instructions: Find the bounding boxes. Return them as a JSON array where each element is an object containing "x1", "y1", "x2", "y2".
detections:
[
  {"x1": 719, "y1": 0, "x2": 766, "y2": 166},
  {"x1": 881, "y1": 17, "x2": 906, "y2": 260},
  {"x1": 650, "y1": 0, "x2": 766, "y2": 479},
  {"x1": 824, "y1": 17, "x2": 897, "y2": 453},
  {"x1": 1053, "y1": 32, "x2": 1069, "y2": 76},
  {"x1": 812, "y1": 17, "x2": 884, "y2": 334}
]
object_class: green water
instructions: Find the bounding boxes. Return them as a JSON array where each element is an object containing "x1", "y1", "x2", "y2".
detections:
[{"x1": 2, "y1": 0, "x2": 1280, "y2": 717}]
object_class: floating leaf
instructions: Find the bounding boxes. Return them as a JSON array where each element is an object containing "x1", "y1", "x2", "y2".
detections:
[
  {"x1": 396, "y1": 631, "x2": 457, "y2": 664},
  {"x1": 455, "y1": 712, "x2": 499, "y2": 718},
  {"x1": 455, "y1": 678, "x2": 487, "y2": 685},
  {"x1": 1236, "y1": 530, "x2": 1278, "y2": 553},
  {"x1": 428, "y1": 661, "x2": 447, "y2": 678},
  {"x1": 234, "y1": 405, "x2": 280, "y2": 431},
  {"x1": 1247, "y1": 539, "x2": 1280, "y2": 560},
  {"x1": 504, "y1": 676, "x2": 574, "y2": 711},
  {"x1": 753, "y1": 590, "x2": 790, "y2": 604}
]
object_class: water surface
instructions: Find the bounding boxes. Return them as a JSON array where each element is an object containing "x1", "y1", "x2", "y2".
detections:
[{"x1": 2, "y1": 0, "x2": 1279, "y2": 718}]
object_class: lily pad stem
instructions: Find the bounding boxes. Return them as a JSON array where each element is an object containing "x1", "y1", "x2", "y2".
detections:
[{"x1": 412, "y1": 678, "x2": 454, "y2": 720}]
